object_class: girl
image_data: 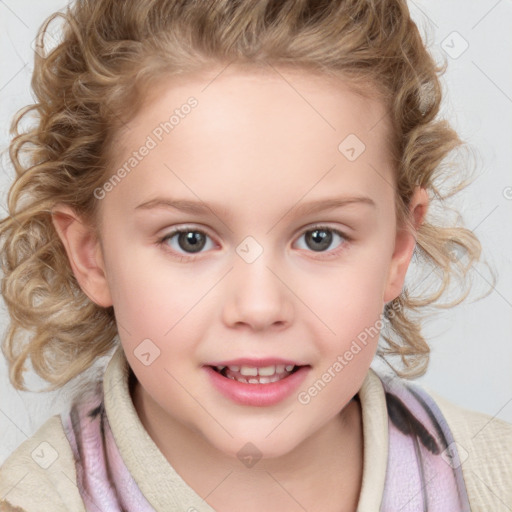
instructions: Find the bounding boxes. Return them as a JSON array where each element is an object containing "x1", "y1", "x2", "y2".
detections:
[{"x1": 0, "y1": 0, "x2": 510, "y2": 511}]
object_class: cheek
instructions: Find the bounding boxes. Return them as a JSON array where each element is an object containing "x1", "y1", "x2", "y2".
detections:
[
  {"x1": 303, "y1": 252, "x2": 392, "y2": 328},
  {"x1": 295, "y1": 263, "x2": 389, "y2": 422},
  {"x1": 104, "y1": 241, "x2": 208, "y2": 333}
]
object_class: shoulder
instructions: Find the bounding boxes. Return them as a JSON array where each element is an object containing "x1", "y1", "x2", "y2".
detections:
[
  {"x1": 426, "y1": 387, "x2": 512, "y2": 511},
  {"x1": 0, "y1": 414, "x2": 85, "y2": 512}
]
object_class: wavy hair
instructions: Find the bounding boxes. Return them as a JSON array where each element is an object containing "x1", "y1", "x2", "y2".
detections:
[{"x1": 0, "y1": 0, "x2": 485, "y2": 390}]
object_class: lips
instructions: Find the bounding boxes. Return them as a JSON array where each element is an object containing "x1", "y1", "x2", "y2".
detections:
[{"x1": 204, "y1": 359, "x2": 310, "y2": 406}]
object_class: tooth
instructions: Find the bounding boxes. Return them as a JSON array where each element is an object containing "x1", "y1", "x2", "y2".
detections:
[
  {"x1": 228, "y1": 365, "x2": 240, "y2": 372},
  {"x1": 285, "y1": 365, "x2": 294, "y2": 372},
  {"x1": 269, "y1": 374, "x2": 280, "y2": 383},
  {"x1": 259, "y1": 377, "x2": 271, "y2": 384},
  {"x1": 258, "y1": 365, "x2": 276, "y2": 376},
  {"x1": 248, "y1": 378, "x2": 259, "y2": 384},
  {"x1": 240, "y1": 366, "x2": 258, "y2": 376},
  {"x1": 275, "y1": 365, "x2": 285, "y2": 373},
  {"x1": 238, "y1": 377, "x2": 248, "y2": 384},
  {"x1": 216, "y1": 365, "x2": 226, "y2": 371}
]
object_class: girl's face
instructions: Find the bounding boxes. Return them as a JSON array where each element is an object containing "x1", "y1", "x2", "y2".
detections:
[{"x1": 92, "y1": 65, "x2": 419, "y2": 459}]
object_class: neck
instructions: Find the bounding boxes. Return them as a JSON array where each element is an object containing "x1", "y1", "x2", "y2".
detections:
[{"x1": 132, "y1": 379, "x2": 363, "y2": 512}]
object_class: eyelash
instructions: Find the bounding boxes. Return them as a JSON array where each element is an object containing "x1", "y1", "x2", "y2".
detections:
[{"x1": 157, "y1": 224, "x2": 350, "y2": 261}]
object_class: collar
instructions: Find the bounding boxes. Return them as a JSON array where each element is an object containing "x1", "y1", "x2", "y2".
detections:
[{"x1": 103, "y1": 344, "x2": 388, "y2": 511}]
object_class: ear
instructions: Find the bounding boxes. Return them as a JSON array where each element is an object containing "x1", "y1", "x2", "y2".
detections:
[
  {"x1": 383, "y1": 187, "x2": 429, "y2": 303},
  {"x1": 51, "y1": 204, "x2": 112, "y2": 307}
]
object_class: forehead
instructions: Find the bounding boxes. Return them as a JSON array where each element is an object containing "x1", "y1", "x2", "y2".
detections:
[
  {"x1": 114, "y1": 63, "x2": 393, "y2": 155},
  {"x1": 105, "y1": 64, "x2": 396, "y2": 218}
]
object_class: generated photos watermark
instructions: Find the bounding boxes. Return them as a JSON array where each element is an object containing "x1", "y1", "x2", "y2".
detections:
[
  {"x1": 93, "y1": 97, "x2": 198, "y2": 200},
  {"x1": 297, "y1": 299, "x2": 401, "y2": 405}
]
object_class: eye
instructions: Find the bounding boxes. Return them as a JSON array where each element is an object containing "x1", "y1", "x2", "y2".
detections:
[
  {"x1": 295, "y1": 225, "x2": 347, "y2": 253},
  {"x1": 159, "y1": 227, "x2": 214, "y2": 255}
]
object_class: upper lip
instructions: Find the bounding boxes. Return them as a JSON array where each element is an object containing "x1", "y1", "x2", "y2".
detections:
[{"x1": 206, "y1": 358, "x2": 308, "y2": 367}]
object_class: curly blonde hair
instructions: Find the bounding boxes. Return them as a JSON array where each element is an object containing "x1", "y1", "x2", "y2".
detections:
[{"x1": 0, "y1": 0, "x2": 484, "y2": 391}]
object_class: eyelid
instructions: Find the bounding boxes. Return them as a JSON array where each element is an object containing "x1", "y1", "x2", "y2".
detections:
[
  {"x1": 159, "y1": 224, "x2": 212, "y2": 241},
  {"x1": 296, "y1": 223, "x2": 350, "y2": 239}
]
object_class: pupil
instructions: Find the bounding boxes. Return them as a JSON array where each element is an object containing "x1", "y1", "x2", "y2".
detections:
[
  {"x1": 308, "y1": 229, "x2": 332, "y2": 251},
  {"x1": 179, "y1": 231, "x2": 205, "y2": 253}
]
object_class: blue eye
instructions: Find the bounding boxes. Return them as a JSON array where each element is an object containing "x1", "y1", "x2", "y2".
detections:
[
  {"x1": 158, "y1": 225, "x2": 348, "y2": 260},
  {"x1": 159, "y1": 228, "x2": 214, "y2": 254},
  {"x1": 295, "y1": 226, "x2": 347, "y2": 253}
]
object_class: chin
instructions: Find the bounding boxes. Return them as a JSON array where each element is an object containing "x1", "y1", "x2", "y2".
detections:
[{"x1": 204, "y1": 426, "x2": 304, "y2": 463}]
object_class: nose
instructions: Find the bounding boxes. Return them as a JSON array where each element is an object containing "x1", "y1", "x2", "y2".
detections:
[{"x1": 221, "y1": 250, "x2": 294, "y2": 332}]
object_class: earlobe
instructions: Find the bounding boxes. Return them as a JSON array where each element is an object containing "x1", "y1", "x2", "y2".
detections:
[
  {"x1": 383, "y1": 187, "x2": 429, "y2": 303},
  {"x1": 51, "y1": 204, "x2": 112, "y2": 308}
]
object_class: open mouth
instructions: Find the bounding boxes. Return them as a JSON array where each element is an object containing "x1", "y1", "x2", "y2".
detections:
[
  {"x1": 205, "y1": 362, "x2": 311, "y2": 406},
  {"x1": 210, "y1": 364, "x2": 302, "y2": 384}
]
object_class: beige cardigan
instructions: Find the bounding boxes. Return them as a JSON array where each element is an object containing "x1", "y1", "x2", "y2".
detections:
[{"x1": 1, "y1": 346, "x2": 511, "y2": 511}]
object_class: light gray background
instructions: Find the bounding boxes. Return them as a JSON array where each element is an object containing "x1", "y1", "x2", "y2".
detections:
[{"x1": 0, "y1": 0, "x2": 511, "y2": 465}]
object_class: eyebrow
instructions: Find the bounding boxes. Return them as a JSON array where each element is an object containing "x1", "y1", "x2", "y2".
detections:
[{"x1": 134, "y1": 195, "x2": 375, "y2": 218}]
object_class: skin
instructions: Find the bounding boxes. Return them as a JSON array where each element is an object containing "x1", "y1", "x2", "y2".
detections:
[{"x1": 52, "y1": 64, "x2": 428, "y2": 511}]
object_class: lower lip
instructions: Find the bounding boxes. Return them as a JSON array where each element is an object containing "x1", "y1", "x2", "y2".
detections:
[{"x1": 204, "y1": 366, "x2": 310, "y2": 407}]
